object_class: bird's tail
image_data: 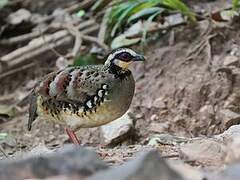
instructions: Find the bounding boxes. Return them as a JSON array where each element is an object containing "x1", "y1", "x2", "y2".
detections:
[{"x1": 28, "y1": 91, "x2": 38, "y2": 131}]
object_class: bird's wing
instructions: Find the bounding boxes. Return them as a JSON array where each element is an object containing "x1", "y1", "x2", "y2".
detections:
[
  {"x1": 28, "y1": 65, "x2": 113, "y2": 130},
  {"x1": 34, "y1": 65, "x2": 112, "y2": 108}
]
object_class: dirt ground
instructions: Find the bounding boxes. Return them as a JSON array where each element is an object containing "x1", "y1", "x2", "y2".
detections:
[{"x1": 1, "y1": 0, "x2": 240, "y2": 167}]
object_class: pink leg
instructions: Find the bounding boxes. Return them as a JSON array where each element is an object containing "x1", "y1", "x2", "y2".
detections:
[{"x1": 65, "y1": 128, "x2": 81, "y2": 145}]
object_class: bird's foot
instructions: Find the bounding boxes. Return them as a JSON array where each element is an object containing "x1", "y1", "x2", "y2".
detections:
[{"x1": 65, "y1": 128, "x2": 81, "y2": 145}]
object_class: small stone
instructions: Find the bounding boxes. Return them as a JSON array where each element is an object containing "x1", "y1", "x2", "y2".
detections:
[
  {"x1": 7, "y1": 9, "x2": 31, "y2": 25},
  {"x1": 101, "y1": 113, "x2": 134, "y2": 145},
  {"x1": 56, "y1": 56, "x2": 69, "y2": 70},
  {"x1": 28, "y1": 143, "x2": 53, "y2": 157},
  {"x1": 89, "y1": 150, "x2": 183, "y2": 180},
  {"x1": 179, "y1": 138, "x2": 227, "y2": 166},
  {"x1": 218, "y1": 109, "x2": 240, "y2": 130},
  {"x1": 149, "y1": 122, "x2": 170, "y2": 133},
  {"x1": 150, "y1": 114, "x2": 158, "y2": 121},
  {"x1": 199, "y1": 105, "x2": 214, "y2": 120},
  {"x1": 152, "y1": 97, "x2": 166, "y2": 109},
  {"x1": 197, "y1": 104, "x2": 215, "y2": 128},
  {"x1": 223, "y1": 55, "x2": 239, "y2": 66},
  {"x1": 135, "y1": 113, "x2": 143, "y2": 119},
  {"x1": 168, "y1": 160, "x2": 206, "y2": 180},
  {"x1": 148, "y1": 134, "x2": 189, "y2": 146}
]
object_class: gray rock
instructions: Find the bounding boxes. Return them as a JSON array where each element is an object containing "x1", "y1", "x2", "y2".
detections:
[
  {"x1": 223, "y1": 55, "x2": 239, "y2": 66},
  {"x1": 209, "y1": 164, "x2": 240, "y2": 180},
  {"x1": 180, "y1": 138, "x2": 227, "y2": 166},
  {"x1": 148, "y1": 134, "x2": 189, "y2": 146},
  {"x1": 152, "y1": 97, "x2": 166, "y2": 109},
  {"x1": 198, "y1": 104, "x2": 215, "y2": 124},
  {"x1": 215, "y1": 125, "x2": 240, "y2": 163},
  {"x1": 101, "y1": 113, "x2": 134, "y2": 145},
  {"x1": 0, "y1": 145, "x2": 108, "y2": 180},
  {"x1": 88, "y1": 150, "x2": 183, "y2": 180},
  {"x1": 179, "y1": 138, "x2": 227, "y2": 166},
  {"x1": 168, "y1": 160, "x2": 206, "y2": 180},
  {"x1": 218, "y1": 109, "x2": 240, "y2": 130},
  {"x1": 149, "y1": 122, "x2": 170, "y2": 133},
  {"x1": 215, "y1": 124, "x2": 240, "y2": 142},
  {"x1": 7, "y1": 9, "x2": 31, "y2": 25}
]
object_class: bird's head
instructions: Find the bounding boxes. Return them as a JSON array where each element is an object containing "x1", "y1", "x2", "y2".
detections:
[{"x1": 105, "y1": 48, "x2": 145, "y2": 69}]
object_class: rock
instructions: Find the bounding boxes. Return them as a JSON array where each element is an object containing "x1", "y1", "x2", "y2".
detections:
[
  {"x1": 215, "y1": 125, "x2": 240, "y2": 163},
  {"x1": 168, "y1": 160, "x2": 206, "y2": 180},
  {"x1": 179, "y1": 138, "x2": 227, "y2": 166},
  {"x1": 101, "y1": 113, "x2": 134, "y2": 145},
  {"x1": 223, "y1": 93, "x2": 240, "y2": 110},
  {"x1": 38, "y1": 174, "x2": 86, "y2": 180},
  {"x1": 198, "y1": 104, "x2": 215, "y2": 123},
  {"x1": 218, "y1": 109, "x2": 240, "y2": 130},
  {"x1": 0, "y1": 145, "x2": 108, "y2": 180},
  {"x1": 215, "y1": 124, "x2": 240, "y2": 142},
  {"x1": 7, "y1": 9, "x2": 31, "y2": 25},
  {"x1": 29, "y1": 143, "x2": 53, "y2": 156},
  {"x1": 209, "y1": 164, "x2": 240, "y2": 180},
  {"x1": 223, "y1": 55, "x2": 239, "y2": 66},
  {"x1": 148, "y1": 134, "x2": 189, "y2": 146},
  {"x1": 88, "y1": 150, "x2": 183, "y2": 180},
  {"x1": 152, "y1": 97, "x2": 166, "y2": 109},
  {"x1": 150, "y1": 114, "x2": 158, "y2": 121},
  {"x1": 149, "y1": 122, "x2": 170, "y2": 133}
]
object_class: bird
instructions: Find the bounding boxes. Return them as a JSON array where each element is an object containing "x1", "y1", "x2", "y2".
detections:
[{"x1": 28, "y1": 48, "x2": 145, "y2": 145}]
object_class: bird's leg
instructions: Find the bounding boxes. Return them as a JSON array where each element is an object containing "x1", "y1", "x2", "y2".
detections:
[{"x1": 64, "y1": 128, "x2": 81, "y2": 145}]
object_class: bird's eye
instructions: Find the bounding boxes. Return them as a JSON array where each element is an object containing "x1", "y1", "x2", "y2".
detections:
[{"x1": 118, "y1": 52, "x2": 132, "y2": 61}]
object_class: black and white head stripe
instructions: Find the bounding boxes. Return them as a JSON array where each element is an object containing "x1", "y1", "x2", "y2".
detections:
[{"x1": 105, "y1": 48, "x2": 138, "y2": 65}]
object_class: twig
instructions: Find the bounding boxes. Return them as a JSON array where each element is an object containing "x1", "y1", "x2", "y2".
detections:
[
  {"x1": 39, "y1": 27, "x2": 66, "y2": 60},
  {"x1": 0, "y1": 63, "x2": 35, "y2": 80},
  {"x1": 0, "y1": 145, "x2": 8, "y2": 158},
  {"x1": 205, "y1": 33, "x2": 217, "y2": 70},
  {"x1": 1, "y1": 30, "x2": 69, "y2": 63},
  {"x1": 161, "y1": 154, "x2": 179, "y2": 159},
  {"x1": 63, "y1": 23, "x2": 108, "y2": 53},
  {"x1": 64, "y1": 23, "x2": 83, "y2": 57},
  {"x1": 8, "y1": 36, "x2": 72, "y2": 68},
  {"x1": 0, "y1": 20, "x2": 97, "y2": 69},
  {"x1": 81, "y1": 24, "x2": 99, "y2": 34},
  {"x1": 83, "y1": 35, "x2": 109, "y2": 51},
  {"x1": 0, "y1": 27, "x2": 49, "y2": 45},
  {"x1": 98, "y1": 7, "x2": 112, "y2": 45},
  {"x1": 65, "y1": 0, "x2": 95, "y2": 13}
]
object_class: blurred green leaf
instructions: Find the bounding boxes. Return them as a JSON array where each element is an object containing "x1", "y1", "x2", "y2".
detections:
[
  {"x1": 73, "y1": 54, "x2": 101, "y2": 66},
  {"x1": 162, "y1": 0, "x2": 196, "y2": 22},
  {"x1": 111, "y1": 3, "x2": 138, "y2": 37},
  {"x1": 76, "y1": 10, "x2": 85, "y2": 17},
  {"x1": 106, "y1": 0, "x2": 195, "y2": 39},
  {"x1": 0, "y1": 105, "x2": 16, "y2": 118},
  {"x1": 111, "y1": 35, "x2": 141, "y2": 49},
  {"x1": 0, "y1": 0, "x2": 8, "y2": 8},
  {"x1": 128, "y1": 7, "x2": 163, "y2": 23},
  {"x1": 0, "y1": 133, "x2": 7, "y2": 140},
  {"x1": 91, "y1": 0, "x2": 113, "y2": 12},
  {"x1": 233, "y1": 0, "x2": 240, "y2": 10}
]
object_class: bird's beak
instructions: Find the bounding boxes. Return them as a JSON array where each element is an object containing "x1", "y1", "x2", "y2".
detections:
[{"x1": 132, "y1": 55, "x2": 145, "y2": 61}]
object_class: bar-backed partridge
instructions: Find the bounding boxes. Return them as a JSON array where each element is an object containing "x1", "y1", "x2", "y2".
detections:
[{"x1": 28, "y1": 48, "x2": 145, "y2": 144}]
